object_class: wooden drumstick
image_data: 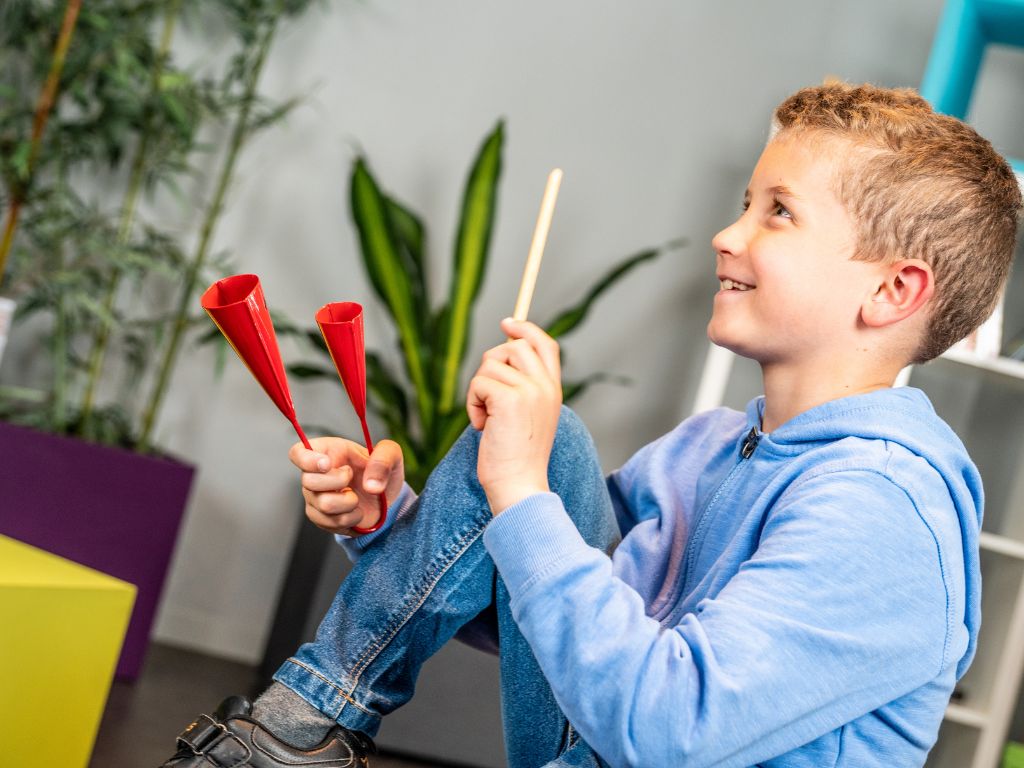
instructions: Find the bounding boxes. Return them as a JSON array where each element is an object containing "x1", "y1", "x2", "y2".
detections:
[{"x1": 512, "y1": 168, "x2": 563, "y2": 322}]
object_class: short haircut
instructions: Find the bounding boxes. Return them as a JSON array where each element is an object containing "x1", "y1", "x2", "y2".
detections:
[{"x1": 772, "y1": 81, "x2": 1022, "y2": 363}]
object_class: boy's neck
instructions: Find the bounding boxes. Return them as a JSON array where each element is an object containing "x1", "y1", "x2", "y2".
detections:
[{"x1": 758, "y1": 357, "x2": 901, "y2": 432}]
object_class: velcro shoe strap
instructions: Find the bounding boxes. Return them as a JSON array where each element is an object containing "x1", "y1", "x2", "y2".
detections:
[{"x1": 176, "y1": 715, "x2": 251, "y2": 767}]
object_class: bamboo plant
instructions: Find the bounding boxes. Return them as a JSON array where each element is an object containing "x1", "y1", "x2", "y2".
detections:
[
  {"x1": 288, "y1": 122, "x2": 685, "y2": 490},
  {"x1": 0, "y1": 0, "x2": 82, "y2": 287},
  {"x1": 0, "y1": 0, "x2": 200, "y2": 443},
  {"x1": 137, "y1": 0, "x2": 313, "y2": 450},
  {"x1": 0, "y1": 0, "x2": 316, "y2": 450}
]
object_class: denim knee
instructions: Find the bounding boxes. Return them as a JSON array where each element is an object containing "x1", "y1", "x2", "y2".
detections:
[{"x1": 547, "y1": 406, "x2": 619, "y2": 554}]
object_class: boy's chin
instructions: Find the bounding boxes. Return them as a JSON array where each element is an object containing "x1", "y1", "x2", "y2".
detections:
[
  {"x1": 706, "y1": 329, "x2": 770, "y2": 364},
  {"x1": 707, "y1": 325, "x2": 749, "y2": 356}
]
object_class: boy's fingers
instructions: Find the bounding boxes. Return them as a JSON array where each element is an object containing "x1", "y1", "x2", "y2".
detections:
[
  {"x1": 477, "y1": 356, "x2": 532, "y2": 388},
  {"x1": 290, "y1": 437, "x2": 354, "y2": 473},
  {"x1": 301, "y1": 465, "x2": 354, "y2": 493},
  {"x1": 499, "y1": 318, "x2": 560, "y2": 380},
  {"x1": 363, "y1": 439, "x2": 403, "y2": 493},
  {"x1": 303, "y1": 486, "x2": 359, "y2": 516},
  {"x1": 304, "y1": 503, "x2": 363, "y2": 535},
  {"x1": 467, "y1": 374, "x2": 513, "y2": 427},
  {"x1": 488, "y1": 340, "x2": 559, "y2": 393},
  {"x1": 289, "y1": 442, "x2": 332, "y2": 473}
]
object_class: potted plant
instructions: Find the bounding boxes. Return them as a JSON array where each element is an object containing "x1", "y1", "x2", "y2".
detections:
[
  {"x1": 0, "y1": 0, "x2": 316, "y2": 677},
  {"x1": 261, "y1": 118, "x2": 685, "y2": 683},
  {"x1": 285, "y1": 122, "x2": 685, "y2": 490}
]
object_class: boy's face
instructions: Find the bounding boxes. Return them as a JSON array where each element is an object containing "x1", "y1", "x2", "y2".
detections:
[{"x1": 707, "y1": 136, "x2": 884, "y2": 366}]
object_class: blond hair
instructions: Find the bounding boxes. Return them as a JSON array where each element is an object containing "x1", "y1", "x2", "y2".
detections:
[{"x1": 773, "y1": 81, "x2": 1021, "y2": 363}]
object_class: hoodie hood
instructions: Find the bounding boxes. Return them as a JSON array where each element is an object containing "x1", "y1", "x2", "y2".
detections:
[{"x1": 745, "y1": 386, "x2": 983, "y2": 677}]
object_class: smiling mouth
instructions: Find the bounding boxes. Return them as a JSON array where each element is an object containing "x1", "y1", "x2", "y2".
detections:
[{"x1": 719, "y1": 278, "x2": 755, "y2": 291}]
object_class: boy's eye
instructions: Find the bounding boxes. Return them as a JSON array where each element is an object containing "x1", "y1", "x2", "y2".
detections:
[{"x1": 740, "y1": 198, "x2": 791, "y2": 219}]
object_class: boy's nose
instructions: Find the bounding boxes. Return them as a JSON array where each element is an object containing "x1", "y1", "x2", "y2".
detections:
[{"x1": 712, "y1": 218, "x2": 746, "y2": 259}]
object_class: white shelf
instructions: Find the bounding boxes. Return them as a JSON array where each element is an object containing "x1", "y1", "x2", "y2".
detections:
[
  {"x1": 979, "y1": 531, "x2": 1024, "y2": 561},
  {"x1": 927, "y1": 720, "x2": 982, "y2": 768},
  {"x1": 945, "y1": 702, "x2": 989, "y2": 729},
  {"x1": 938, "y1": 348, "x2": 1024, "y2": 380}
]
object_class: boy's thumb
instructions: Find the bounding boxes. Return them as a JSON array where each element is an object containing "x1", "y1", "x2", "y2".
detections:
[{"x1": 363, "y1": 440, "x2": 402, "y2": 492}]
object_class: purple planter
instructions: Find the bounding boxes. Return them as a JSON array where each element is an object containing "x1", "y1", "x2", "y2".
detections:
[{"x1": 0, "y1": 421, "x2": 194, "y2": 679}]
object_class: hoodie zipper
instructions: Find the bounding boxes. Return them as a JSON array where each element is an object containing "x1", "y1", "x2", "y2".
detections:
[
  {"x1": 666, "y1": 427, "x2": 760, "y2": 622},
  {"x1": 740, "y1": 427, "x2": 760, "y2": 458}
]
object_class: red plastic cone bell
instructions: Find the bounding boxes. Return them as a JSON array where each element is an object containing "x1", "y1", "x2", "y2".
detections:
[
  {"x1": 316, "y1": 301, "x2": 387, "y2": 534},
  {"x1": 315, "y1": 302, "x2": 368, "y2": 425},
  {"x1": 200, "y1": 274, "x2": 310, "y2": 449}
]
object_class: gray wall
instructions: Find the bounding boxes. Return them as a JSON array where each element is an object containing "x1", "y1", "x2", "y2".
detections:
[{"x1": 23, "y1": 1, "x2": 1024, "y2": 663}]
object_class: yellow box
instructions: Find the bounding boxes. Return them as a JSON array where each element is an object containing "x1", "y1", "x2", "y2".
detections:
[{"x1": 0, "y1": 535, "x2": 136, "y2": 768}]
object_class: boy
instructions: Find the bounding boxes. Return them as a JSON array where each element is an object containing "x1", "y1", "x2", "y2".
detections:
[{"x1": 161, "y1": 82, "x2": 1022, "y2": 767}]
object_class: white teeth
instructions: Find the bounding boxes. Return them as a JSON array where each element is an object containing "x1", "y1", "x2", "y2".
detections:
[{"x1": 720, "y1": 278, "x2": 754, "y2": 291}]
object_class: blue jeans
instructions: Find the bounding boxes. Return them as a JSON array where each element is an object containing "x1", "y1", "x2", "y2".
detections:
[{"x1": 274, "y1": 407, "x2": 619, "y2": 767}]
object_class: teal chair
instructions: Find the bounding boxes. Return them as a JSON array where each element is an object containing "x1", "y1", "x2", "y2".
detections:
[{"x1": 921, "y1": 0, "x2": 1024, "y2": 176}]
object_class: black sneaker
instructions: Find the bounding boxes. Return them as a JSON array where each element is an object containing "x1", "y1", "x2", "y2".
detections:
[{"x1": 161, "y1": 695, "x2": 376, "y2": 767}]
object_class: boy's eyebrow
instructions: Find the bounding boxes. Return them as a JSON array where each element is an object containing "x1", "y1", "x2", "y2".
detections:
[
  {"x1": 768, "y1": 184, "x2": 800, "y2": 199},
  {"x1": 742, "y1": 184, "x2": 801, "y2": 201}
]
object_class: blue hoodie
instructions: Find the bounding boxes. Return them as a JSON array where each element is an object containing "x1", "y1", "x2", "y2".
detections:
[{"x1": 483, "y1": 387, "x2": 981, "y2": 767}]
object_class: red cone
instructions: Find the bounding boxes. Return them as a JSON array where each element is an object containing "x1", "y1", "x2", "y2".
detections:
[
  {"x1": 200, "y1": 274, "x2": 310, "y2": 448},
  {"x1": 315, "y1": 302, "x2": 368, "y2": 425},
  {"x1": 316, "y1": 301, "x2": 387, "y2": 534}
]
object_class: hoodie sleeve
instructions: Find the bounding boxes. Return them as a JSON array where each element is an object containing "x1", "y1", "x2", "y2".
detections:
[{"x1": 484, "y1": 469, "x2": 952, "y2": 767}]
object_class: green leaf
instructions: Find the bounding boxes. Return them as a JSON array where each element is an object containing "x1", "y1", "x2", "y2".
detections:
[
  {"x1": 287, "y1": 363, "x2": 335, "y2": 379},
  {"x1": 214, "y1": 335, "x2": 228, "y2": 378},
  {"x1": 247, "y1": 94, "x2": 302, "y2": 134},
  {"x1": 436, "y1": 120, "x2": 503, "y2": 415},
  {"x1": 0, "y1": 385, "x2": 47, "y2": 403},
  {"x1": 195, "y1": 325, "x2": 224, "y2": 345},
  {"x1": 350, "y1": 157, "x2": 434, "y2": 429},
  {"x1": 305, "y1": 328, "x2": 329, "y2": 355},
  {"x1": 364, "y1": 356, "x2": 419, "y2": 466},
  {"x1": 385, "y1": 196, "x2": 425, "y2": 270},
  {"x1": 268, "y1": 308, "x2": 302, "y2": 337},
  {"x1": 430, "y1": 408, "x2": 470, "y2": 468},
  {"x1": 11, "y1": 140, "x2": 32, "y2": 183},
  {"x1": 545, "y1": 246, "x2": 668, "y2": 339},
  {"x1": 365, "y1": 351, "x2": 409, "y2": 428},
  {"x1": 73, "y1": 292, "x2": 118, "y2": 327},
  {"x1": 562, "y1": 372, "x2": 631, "y2": 404},
  {"x1": 384, "y1": 195, "x2": 429, "y2": 328},
  {"x1": 361, "y1": 353, "x2": 421, "y2": 480}
]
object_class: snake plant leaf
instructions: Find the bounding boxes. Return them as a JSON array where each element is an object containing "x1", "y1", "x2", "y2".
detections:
[
  {"x1": 286, "y1": 363, "x2": 335, "y2": 380},
  {"x1": 196, "y1": 324, "x2": 224, "y2": 345},
  {"x1": 365, "y1": 350, "x2": 410, "y2": 428},
  {"x1": 562, "y1": 372, "x2": 631, "y2": 403},
  {"x1": 384, "y1": 196, "x2": 425, "y2": 280},
  {"x1": 428, "y1": 303, "x2": 451, "y2": 392},
  {"x1": 255, "y1": 320, "x2": 327, "y2": 357},
  {"x1": 546, "y1": 245, "x2": 671, "y2": 339},
  {"x1": 430, "y1": 408, "x2": 472, "y2": 471},
  {"x1": 350, "y1": 157, "x2": 434, "y2": 427},
  {"x1": 304, "y1": 328, "x2": 329, "y2": 354},
  {"x1": 365, "y1": 351, "x2": 421, "y2": 480},
  {"x1": 384, "y1": 194, "x2": 429, "y2": 330},
  {"x1": 436, "y1": 120, "x2": 503, "y2": 415}
]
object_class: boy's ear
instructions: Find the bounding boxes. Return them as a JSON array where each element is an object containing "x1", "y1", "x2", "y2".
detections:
[{"x1": 861, "y1": 259, "x2": 935, "y2": 328}]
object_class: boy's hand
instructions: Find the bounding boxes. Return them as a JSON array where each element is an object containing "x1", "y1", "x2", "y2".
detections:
[
  {"x1": 289, "y1": 437, "x2": 404, "y2": 536},
  {"x1": 467, "y1": 318, "x2": 562, "y2": 515}
]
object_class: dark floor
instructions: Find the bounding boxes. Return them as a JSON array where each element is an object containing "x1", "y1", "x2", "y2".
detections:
[{"x1": 90, "y1": 643, "x2": 450, "y2": 768}]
